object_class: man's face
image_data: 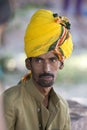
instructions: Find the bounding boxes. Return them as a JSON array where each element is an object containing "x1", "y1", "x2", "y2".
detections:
[{"x1": 28, "y1": 51, "x2": 61, "y2": 88}]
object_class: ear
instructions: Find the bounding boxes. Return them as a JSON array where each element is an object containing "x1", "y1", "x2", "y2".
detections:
[
  {"x1": 25, "y1": 58, "x2": 31, "y2": 70},
  {"x1": 59, "y1": 61, "x2": 64, "y2": 69}
]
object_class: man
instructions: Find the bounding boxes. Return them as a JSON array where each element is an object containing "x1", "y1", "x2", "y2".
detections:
[{"x1": 3, "y1": 9, "x2": 73, "y2": 130}]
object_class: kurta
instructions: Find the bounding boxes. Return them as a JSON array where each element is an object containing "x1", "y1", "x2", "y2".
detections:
[{"x1": 3, "y1": 78, "x2": 71, "y2": 130}]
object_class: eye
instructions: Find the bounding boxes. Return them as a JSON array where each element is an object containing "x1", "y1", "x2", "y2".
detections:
[
  {"x1": 35, "y1": 57, "x2": 43, "y2": 63},
  {"x1": 50, "y1": 57, "x2": 58, "y2": 63}
]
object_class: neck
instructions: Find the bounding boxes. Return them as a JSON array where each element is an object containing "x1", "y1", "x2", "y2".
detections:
[
  {"x1": 37, "y1": 86, "x2": 52, "y2": 108},
  {"x1": 36, "y1": 86, "x2": 52, "y2": 97},
  {"x1": 32, "y1": 79, "x2": 52, "y2": 107},
  {"x1": 32, "y1": 79, "x2": 52, "y2": 97}
]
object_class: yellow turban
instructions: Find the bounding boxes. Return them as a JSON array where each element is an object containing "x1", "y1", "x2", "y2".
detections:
[{"x1": 24, "y1": 9, "x2": 73, "y2": 61}]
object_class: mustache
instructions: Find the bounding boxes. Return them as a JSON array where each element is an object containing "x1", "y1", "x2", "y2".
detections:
[{"x1": 39, "y1": 73, "x2": 54, "y2": 78}]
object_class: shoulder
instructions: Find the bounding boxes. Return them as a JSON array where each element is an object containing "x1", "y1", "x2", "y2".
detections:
[
  {"x1": 3, "y1": 81, "x2": 25, "y2": 104},
  {"x1": 57, "y1": 93, "x2": 69, "y2": 110},
  {"x1": 51, "y1": 88, "x2": 69, "y2": 109},
  {"x1": 3, "y1": 86, "x2": 18, "y2": 104}
]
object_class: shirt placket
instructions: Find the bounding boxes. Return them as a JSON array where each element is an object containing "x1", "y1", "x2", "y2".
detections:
[{"x1": 37, "y1": 102, "x2": 43, "y2": 130}]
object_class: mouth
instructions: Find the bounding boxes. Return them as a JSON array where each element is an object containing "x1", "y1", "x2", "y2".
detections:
[
  {"x1": 40, "y1": 75, "x2": 53, "y2": 81},
  {"x1": 38, "y1": 73, "x2": 54, "y2": 87},
  {"x1": 39, "y1": 73, "x2": 54, "y2": 82}
]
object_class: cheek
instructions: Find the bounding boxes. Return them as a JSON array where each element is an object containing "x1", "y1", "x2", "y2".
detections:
[
  {"x1": 31, "y1": 66, "x2": 41, "y2": 77},
  {"x1": 54, "y1": 69, "x2": 58, "y2": 76},
  {"x1": 31, "y1": 69, "x2": 39, "y2": 82},
  {"x1": 52, "y1": 65, "x2": 59, "y2": 76},
  {"x1": 52, "y1": 64, "x2": 59, "y2": 71}
]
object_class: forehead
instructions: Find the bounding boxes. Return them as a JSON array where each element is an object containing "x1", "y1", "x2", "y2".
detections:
[{"x1": 36, "y1": 51, "x2": 57, "y2": 59}]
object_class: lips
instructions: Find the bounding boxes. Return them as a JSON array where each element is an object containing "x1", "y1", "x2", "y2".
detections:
[
  {"x1": 39, "y1": 73, "x2": 54, "y2": 78},
  {"x1": 40, "y1": 75, "x2": 53, "y2": 81},
  {"x1": 39, "y1": 73, "x2": 54, "y2": 82}
]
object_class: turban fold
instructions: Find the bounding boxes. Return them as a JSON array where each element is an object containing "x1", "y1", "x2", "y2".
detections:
[{"x1": 24, "y1": 9, "x2": 73, "y2": 61}]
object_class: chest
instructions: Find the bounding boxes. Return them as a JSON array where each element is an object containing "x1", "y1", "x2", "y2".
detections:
[{"x1": 15, "y1": 96, "x2": 66, "y2": 130}]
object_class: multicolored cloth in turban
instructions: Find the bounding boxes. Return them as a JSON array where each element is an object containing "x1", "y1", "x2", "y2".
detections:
[{"x1": 24, "y1": 9, "x2": 73, "y2": 61}]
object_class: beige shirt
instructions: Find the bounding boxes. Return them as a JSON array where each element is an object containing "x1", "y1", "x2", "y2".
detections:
[{"x1": 3, "y1": 78, "x2": 71, "y2": 130}]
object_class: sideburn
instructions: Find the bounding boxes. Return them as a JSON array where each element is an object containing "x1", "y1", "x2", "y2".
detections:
[{"x1": 25, "y1": 58, "x2": 32, "y2": 70}]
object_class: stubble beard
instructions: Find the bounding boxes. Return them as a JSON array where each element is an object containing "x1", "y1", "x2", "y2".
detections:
[
  {"x1": 36, "y1": 73, "x2": 54, "y2": 88},
  {"x1": 37, "y1": 79, "x2": 54, "y2": 88}
]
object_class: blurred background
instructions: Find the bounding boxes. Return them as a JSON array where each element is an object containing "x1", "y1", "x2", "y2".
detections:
[{"x1": 0, "y1": 0, "x2": 87, "y2": 105}]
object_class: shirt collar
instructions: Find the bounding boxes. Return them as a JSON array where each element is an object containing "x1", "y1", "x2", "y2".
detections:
[
  {"x1": 26, "y1": 78, "x2": 44, "y2": 102},
  {"x1": 25, "y1": 78, "x2": 60, "y2": 104}
]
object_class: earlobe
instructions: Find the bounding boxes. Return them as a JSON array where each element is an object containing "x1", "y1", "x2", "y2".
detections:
[
  {"x1": 25, "y1": 58, "x2": 31, "y2": 70},
  {"x1": 59, "y1": 61, "x2": 64, "y2": 69}
]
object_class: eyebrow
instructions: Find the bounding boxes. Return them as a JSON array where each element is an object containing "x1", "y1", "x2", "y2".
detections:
[
  {"x1": 34, "y1": 57, "x2": 42, "y2": 59},
  {"x1": 35, "y1": 55, "x2": 58, "y2": 60}
]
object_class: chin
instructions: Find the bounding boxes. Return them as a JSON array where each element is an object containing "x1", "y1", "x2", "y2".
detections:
[{"x1": 38, "y1": 81, "x2": 54, "y2": 88}]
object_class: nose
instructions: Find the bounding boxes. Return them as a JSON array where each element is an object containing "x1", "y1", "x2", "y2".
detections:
[{"x1": 43, "y1": 61, "x2": 50, "y2": 73}]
